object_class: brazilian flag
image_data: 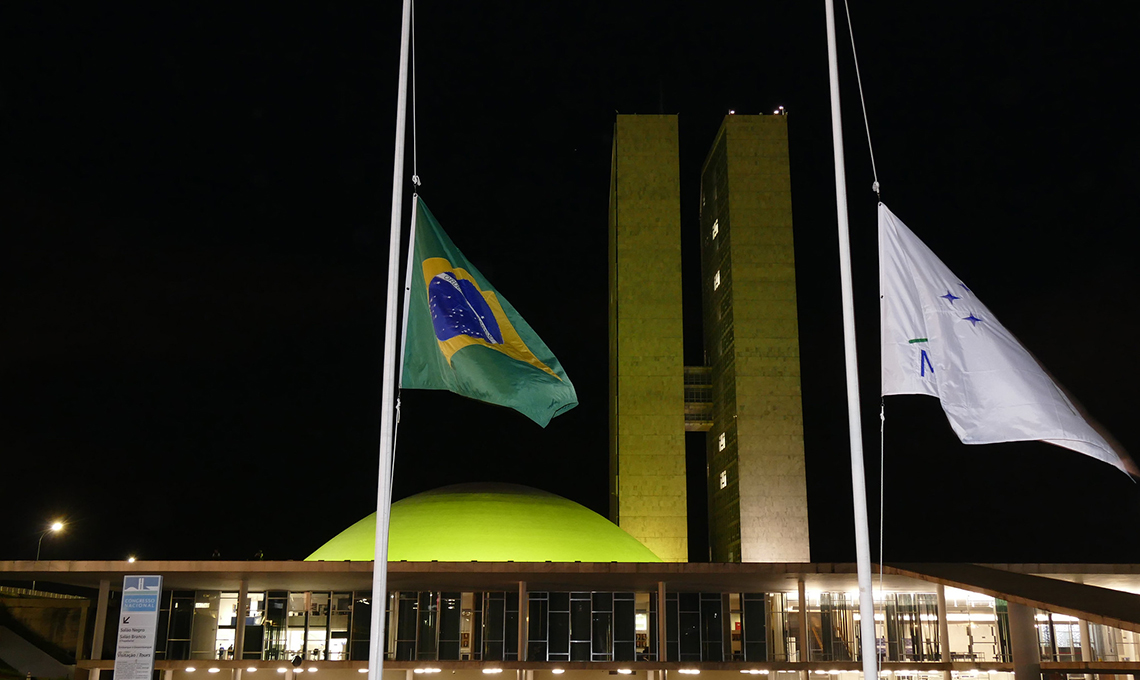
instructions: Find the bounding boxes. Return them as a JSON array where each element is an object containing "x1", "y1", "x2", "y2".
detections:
[{"x1": 400, "y1": 199, "x2": 578, "y2": 427}]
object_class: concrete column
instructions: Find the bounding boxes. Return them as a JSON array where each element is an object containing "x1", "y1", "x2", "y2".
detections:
[
  {"x1": 1007, "y1": 602, "x2": 1041, "y2": 680},
  {"x1": 798, "y1": 578, "x2": 808, "y2": 680},
  {"x1": 657, "y1": 582, "x2": 667, "y2": 662},
  {"x1": 937, "y1": 585, "x2": 952, "y2": 662},
  {"x1": 406, "y1": 670, "x2": 414, "y2": 680},
  {"x1": 235, "y1": 580, "x2": 249, "y2": 661},
  {"x1": 518, "y1": 581, "x2": 527, "y2": 662},
  {"x1": 163, "y1": 670, "x2": 174, "y2": 680},
  {"x1": 1078, "y1": 618, "x2": 1093, "y2": 680},
  {"x1": 77, "y1": 601, "x2": 90, "y2": 661},
  {"x1": 91, "y1": 579, "x2": 111, "y2": 680},
  {"x1": 1079, "y1": 618, "x2": 1093, "y2": 661}
]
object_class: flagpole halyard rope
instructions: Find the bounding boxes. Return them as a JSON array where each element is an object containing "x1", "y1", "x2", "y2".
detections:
[
  {"x1": 842, "y1": 0, "x2": 879, "y2": 197},
  {"x1": 411, "y1": 0, "x2": 421, "y2": 188},
  {"x1": 878, "y1": 398, "x2": 886, "y2": 669}
]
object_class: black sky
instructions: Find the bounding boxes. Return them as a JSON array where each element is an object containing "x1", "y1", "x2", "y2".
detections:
[{"x1": 3, "y1": 2, "x2": 1138, "y2": 568}]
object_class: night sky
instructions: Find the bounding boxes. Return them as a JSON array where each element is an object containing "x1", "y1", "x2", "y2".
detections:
[{"x1": 3, "y1": 2, "x2": 1138, "y2": 568}]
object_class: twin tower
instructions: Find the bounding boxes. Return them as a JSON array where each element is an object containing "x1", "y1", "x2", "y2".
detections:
[{"x1": 607, "y1": 114, "x2": 810, "y2": 563}]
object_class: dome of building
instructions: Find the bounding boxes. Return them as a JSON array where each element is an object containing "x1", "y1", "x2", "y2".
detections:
[{"x1": 306, "y1": 483, "x2": 661, "y2": 562}]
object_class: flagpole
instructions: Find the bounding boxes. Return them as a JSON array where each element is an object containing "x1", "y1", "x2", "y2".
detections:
[
  {"x1": 823, "y1": 0, "x2": 879, "y2": 678},
  {"x1": 368, "y1": 0, "x2": 413, "y2": 678}
]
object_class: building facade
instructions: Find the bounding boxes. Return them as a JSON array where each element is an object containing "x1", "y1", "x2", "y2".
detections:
[
  {"x1": 608, "y1": 113, "x2": 809, "y2": 563},
  {"x1": 608, "y1": 114, "x2": 688, "y2": 563},
  {"x1": 698, "y1": 115, "x2": 809, "y2": 563},
  {"x1": 5, "y1": 561, "x2": 1140, "y2": 680}
]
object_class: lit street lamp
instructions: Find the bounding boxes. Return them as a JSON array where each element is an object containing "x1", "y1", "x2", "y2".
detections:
[{"x1": 32, "y1": 520, "x2": 65, "y2": 591}]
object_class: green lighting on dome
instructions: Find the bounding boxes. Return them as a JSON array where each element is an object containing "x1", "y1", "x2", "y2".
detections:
[{"x1": 307, "y1": 483, "x2": 661, "y2": 563}]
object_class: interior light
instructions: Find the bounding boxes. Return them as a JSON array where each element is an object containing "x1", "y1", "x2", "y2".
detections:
[
  {"x1": 307, "y1": 669, "x2": 318, "y2": 673},
  {"x1": 186, "y1": 669, "x2": 196, "y2": 673},
  {"x1": 277, "y1": 669, "x2": 288, "y2": 674},
  {"x1": 552, "y1": 672, "x2": 565, "y2": 676},
  {"x1": 483, "y1": 671, "x2": 503, "y2": 675},
  {"x1": 618, "y1": 671, "x2": 633, "y2": 676},
  {"x1": 208, "y1": 670, "x2": 220, "y2": 674},
  {"x1": 358, "y1": 671, "x2": 369, "y2": 675},
  {"x1": 248, "y1": 669, "x2": 258, "y2": 673}
]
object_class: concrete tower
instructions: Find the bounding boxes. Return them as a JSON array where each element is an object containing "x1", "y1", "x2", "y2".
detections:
[
  {"x1": 608, "y1": 114, "x2": 688, "y2": 562},
  {"x1": 699, "y1": 114, "x2": 809, "y2": 563}
]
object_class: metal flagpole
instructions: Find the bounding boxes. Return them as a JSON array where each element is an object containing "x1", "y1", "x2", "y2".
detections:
[
  {"x1": 823, "y1": 0, "x2": 879, "y2": 678},
  {"x1": 368, "y1": 0, "x2": 413, "y2": 678}
]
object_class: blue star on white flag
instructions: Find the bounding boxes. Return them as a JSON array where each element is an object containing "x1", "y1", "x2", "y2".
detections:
[{"x1": 878, "y1": 203, "x2": 1133, "y2": 475}]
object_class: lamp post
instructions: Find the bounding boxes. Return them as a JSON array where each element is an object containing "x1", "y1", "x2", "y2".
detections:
[{"x1": 32, "y1": 521, "x2": 64, "y2": 591}]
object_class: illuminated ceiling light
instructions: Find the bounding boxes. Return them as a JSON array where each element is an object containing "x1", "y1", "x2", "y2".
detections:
[
  {"x1": 358, "y1": 671, "x2": 369, "y2": 675},
  {"x1": 483, "y1": 670, "x2": 503, "y2": 675},
  {"x1": 277, "y1": 669, "x2": 288, "y2": 674},
  {"x1": 208, "y1": 669, "x2": 221, "y2": 674},
  {"x1": 247, "y1": 669, "x2": 258, "y2": 673},
  {"x1": 552, "y1": 671, "x2": 565, "y2": 676},
  {"x1": 618, "y1": 671, "x2": 633, "y2": 676},
  {"x1": 307, "y1": 669, "x2": 318, "y2": 673},
  {"x1": 186, "y1": 669, "x2": 196, "y2": 673}
]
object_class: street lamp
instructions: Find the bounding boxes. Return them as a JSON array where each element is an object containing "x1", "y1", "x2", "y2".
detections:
[{"x1": 32, "y1": 520, "x2": 65, "y2": 591}]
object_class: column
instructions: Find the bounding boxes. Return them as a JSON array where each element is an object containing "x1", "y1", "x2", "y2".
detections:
[
  {"x1": 235, "y1": 579, "x2": 249, "y2": 680},
  {"x1": 657, "y1": 582, "x2": 668, "y2": 663},
  {"x1": 937, "y1": 585, "x2": 952, "y2": 662},
  {"x1": 798, "y1": 578, "x2": 808, "y2": 680},
  {"x1": 1007, "y1": 602, "x2": 1041, "y2": 680},
  {"x1": 91, "y1": 579, "x2": 111, "y2": 680},
  {"x1": 77, "y1": 601, "x2": 90, "y2": 661},
  {"x1": 1078, "y1": 618, "x2": 1093, "y2": 680},
  {"x1": 518, "y1": 581, "x2": 527, "y2": 662}
]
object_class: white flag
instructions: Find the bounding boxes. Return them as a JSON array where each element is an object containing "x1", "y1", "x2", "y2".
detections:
[{"x1": 879, "y1": 203, "x2": 1132, "y2": 475}]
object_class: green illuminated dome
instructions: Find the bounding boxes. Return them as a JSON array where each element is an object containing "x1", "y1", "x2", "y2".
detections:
[{"x1": 307, "y1": 483, "x2": 661, "y2": 562}]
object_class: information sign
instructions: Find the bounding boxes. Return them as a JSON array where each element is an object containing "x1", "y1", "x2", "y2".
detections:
[{"x1": 113, "y1": 575, "x2": 163, "y2": 680}]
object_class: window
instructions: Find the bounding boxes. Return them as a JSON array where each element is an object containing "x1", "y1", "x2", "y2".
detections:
[
  {"x1": 713, "y1": 271, "x2": 721, "y2": 290},
  {"x1": 712, "y1": 219, "x2": 719, "y2": 239},
  {"x1": 719, "y1": 471, "x2": 727, "y2": 489},
  {"x1": 718, "y1": 433, "x2": 725, "y2": 451}
]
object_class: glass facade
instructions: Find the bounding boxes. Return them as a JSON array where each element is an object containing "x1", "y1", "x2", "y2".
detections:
[
  {"x1": 1035, "y1": 610, "x2": 1140, "y2": 663},
  {"x1": 137, "y1": 584, "x2": 1127, "y2": 672}
]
